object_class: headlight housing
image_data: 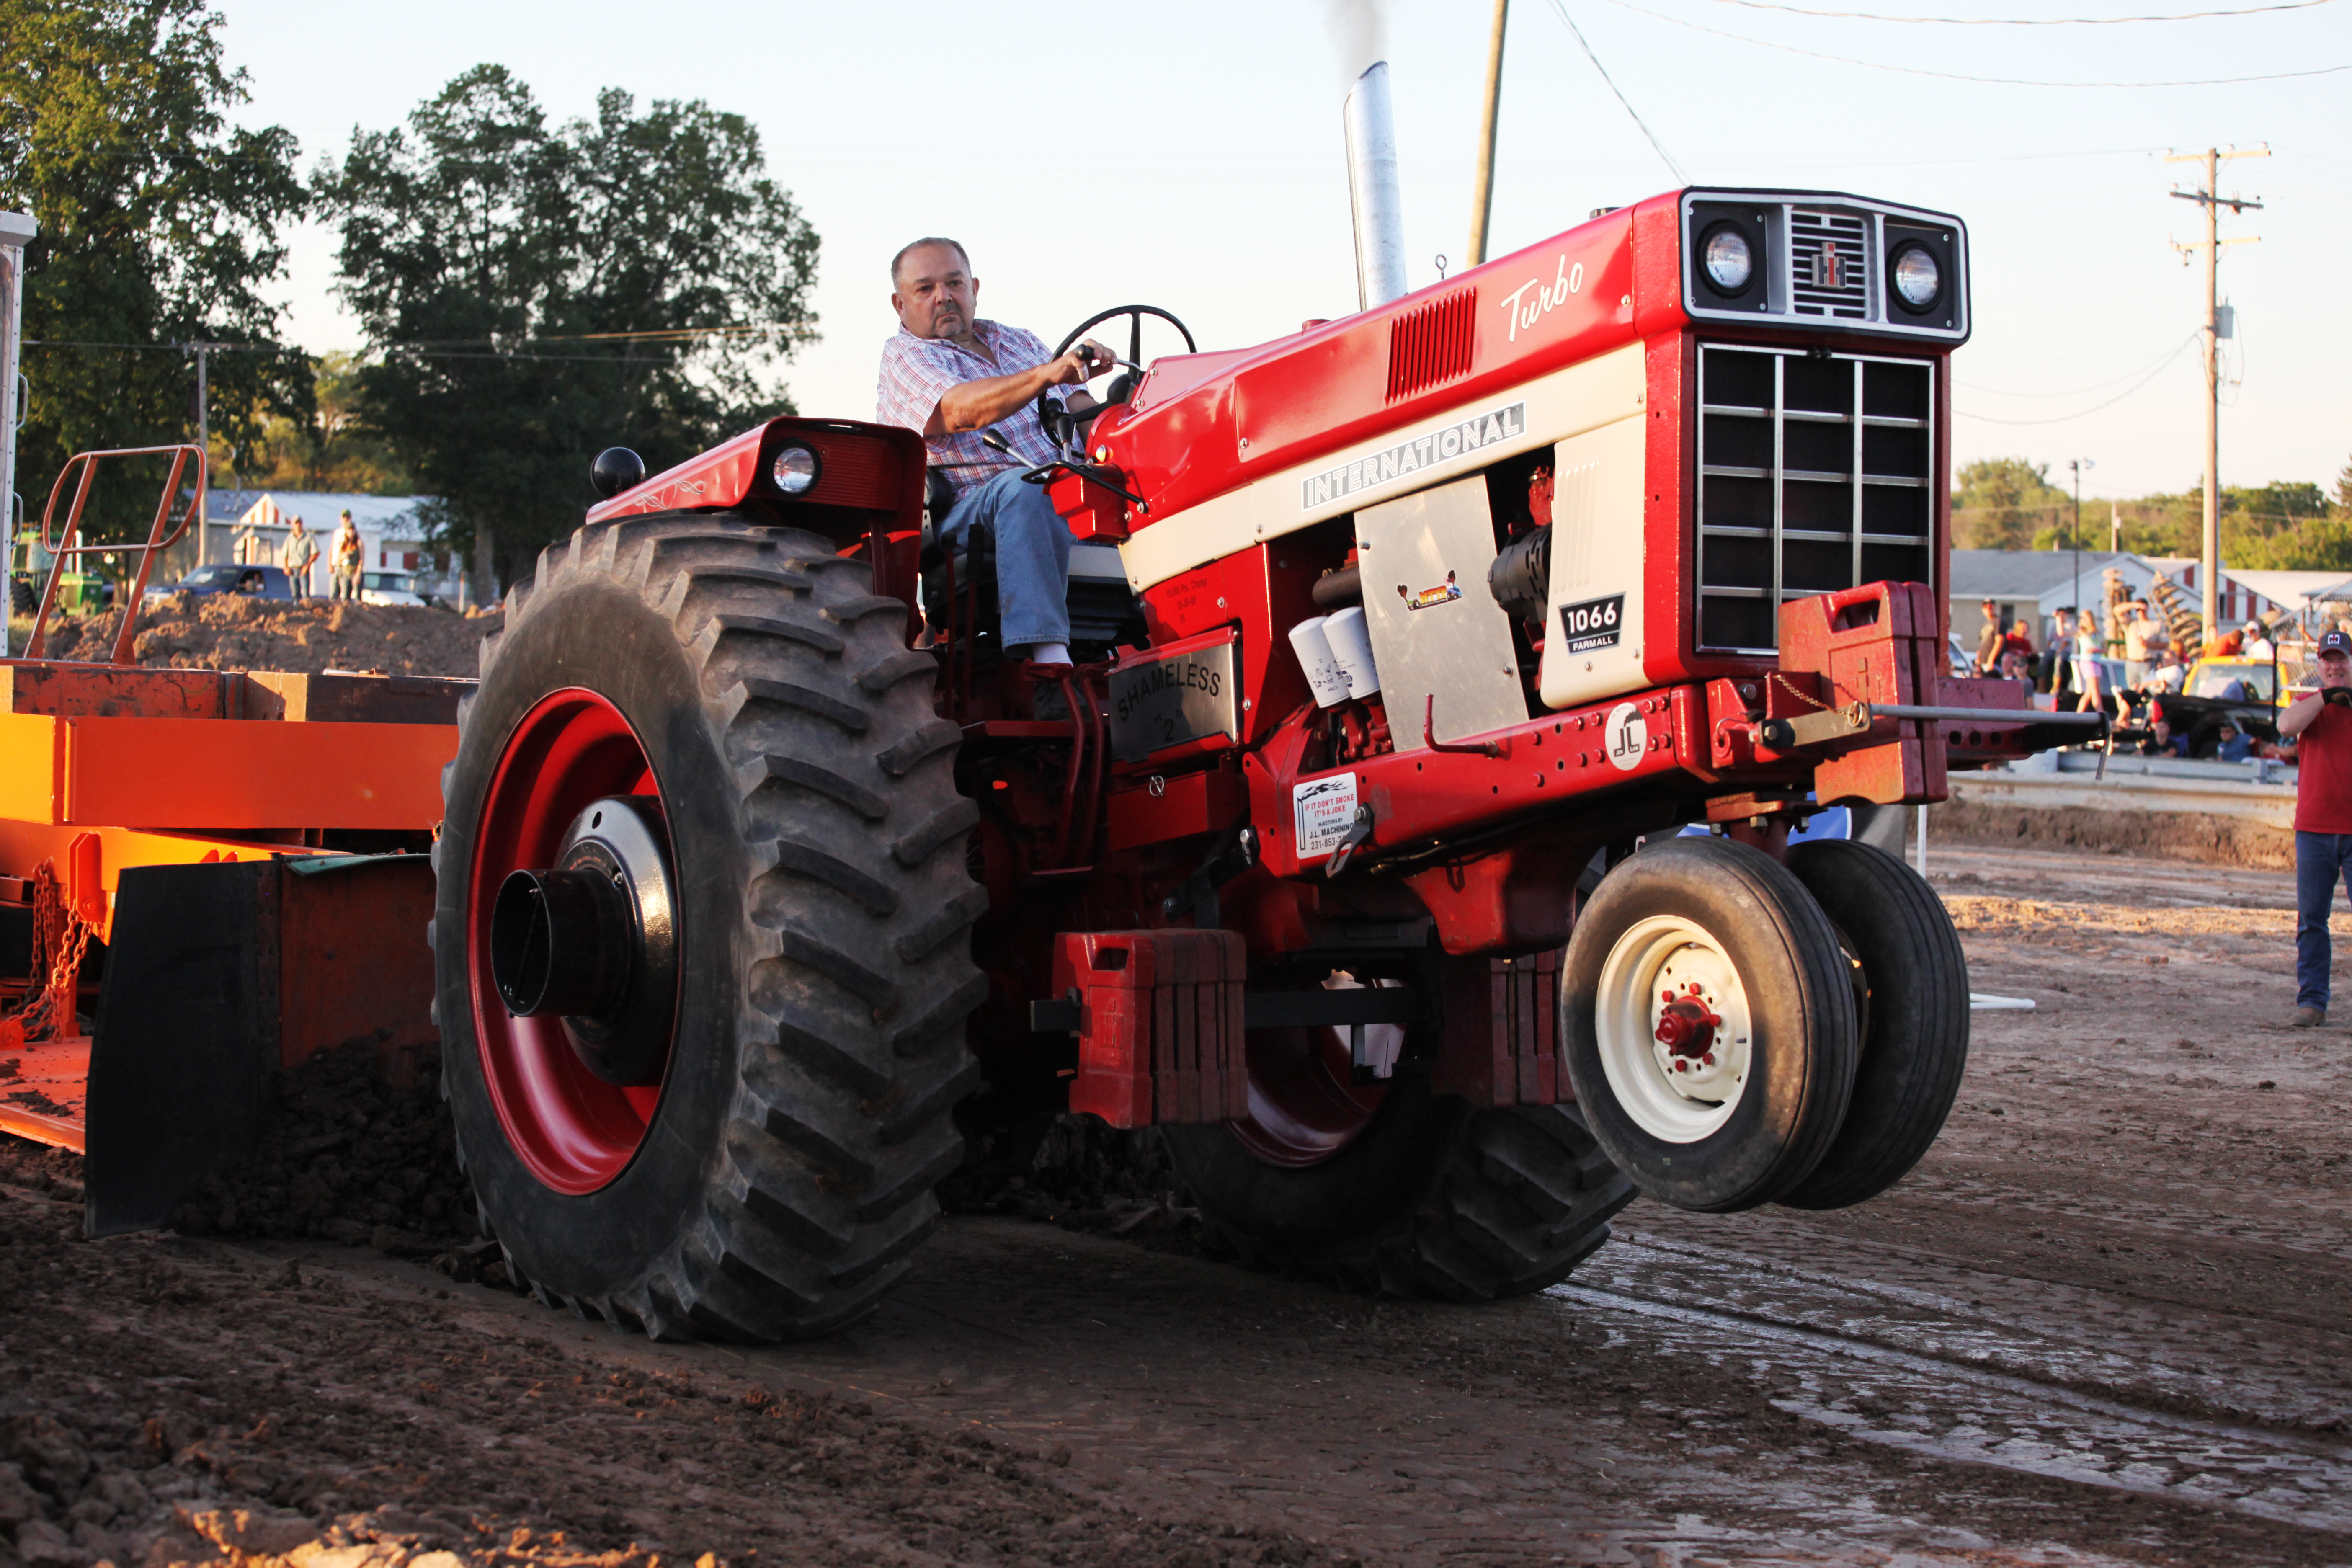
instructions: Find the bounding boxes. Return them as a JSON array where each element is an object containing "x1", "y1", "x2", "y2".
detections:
[
  {"x1": 1701, "y1": 224, "x2": 1754, "y2": 296},
  {"x1": 771, "y1": 442, "x2": 820, "y2": 496},
  {"x1": 1889, "y1": 243, "x2": 1942, "y2": 313}
]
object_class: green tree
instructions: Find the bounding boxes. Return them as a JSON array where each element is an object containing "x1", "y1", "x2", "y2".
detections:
[
  {"x1": 320, "y1": 67, "x2": 819, "y2": 596},
  {"x1": 1952, "y1": 457, "x2": 2070, "y2": 550},
  {"x1": 0, "y1": 0, "x2": 309, "y2": 539}
]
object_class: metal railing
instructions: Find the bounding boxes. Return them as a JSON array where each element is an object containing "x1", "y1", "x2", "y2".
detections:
[{"x1": 21, "y1": 444, "x2": 205, "y2": 665}]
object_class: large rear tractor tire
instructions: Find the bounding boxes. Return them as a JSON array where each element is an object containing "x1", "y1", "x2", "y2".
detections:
[
  {"x1": 1164, "y1": 1070, "x2": 1634, "y2": 1302},
  {"x1": 1776, "y1": 838, "x2": 1969, "y2": 1210},
  {"x1": 430, "y1": 513, "x2": 985, "y2": 1341},
  {"x1": 1560, "y1": 836, "x2": 1857, "y2": 1213}
]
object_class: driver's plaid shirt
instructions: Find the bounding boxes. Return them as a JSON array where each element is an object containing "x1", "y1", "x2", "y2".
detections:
[{"x1": 876, "y1": 319, "x2": 1071, "y2": 496}]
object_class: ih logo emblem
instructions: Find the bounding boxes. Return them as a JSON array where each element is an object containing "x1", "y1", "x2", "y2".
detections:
[{"x1": 1816, "y1": 242, "x2": 1844, "y2": 291}]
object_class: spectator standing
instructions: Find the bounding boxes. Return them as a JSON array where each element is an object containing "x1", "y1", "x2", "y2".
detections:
[
  {"x1": 2276, "y1": 629, "x2": 2352, "y2": 1026},
  {"x1": 2244, "y1": 620, "x2": 2276, "y2": 661},
  {"x1": 2071, "y1": 609, "x2": 2107, "y2": 715},
  {"x1": 2048, "y1": 609, "x2": 2076, "y2": 701},
  {"x1": 330, "y1": 511, "x2": 363, "y2": 602},
  {"x1": 278, "y1": 517, "x2": 317, "y2": 598},
  {"x1": 1974, "y1": 599, "x2": 2003, "y2": 675},
  {"x1": 2123, "y1": 599, "x2": 2166, "y2": 686}
]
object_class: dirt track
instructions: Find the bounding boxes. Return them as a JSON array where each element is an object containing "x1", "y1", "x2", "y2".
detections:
[{"x1": 5, "y1": 843, "x2": 2351, "y2": 1567}]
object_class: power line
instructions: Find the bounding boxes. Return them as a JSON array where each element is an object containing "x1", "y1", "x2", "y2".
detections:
[
  {"x1": 1955, "y1": 334, "x2": 2198, "y2": 398},
  {"x1": 1541, "y1": 0, "x2": 1690, "y2": 183},
  {"x1": 1956, "y1": 336, "x2": 2197, "y2": 425},
  {"x1": 1700, "y1": 0, "x2": 2335, "y2": 22},
  {"x1": 1595, "y1": 0, "x2": 2351, "y2": 83}
]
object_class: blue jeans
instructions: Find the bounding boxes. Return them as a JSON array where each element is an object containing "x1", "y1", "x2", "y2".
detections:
[
  {"x1": 2295, "y1": 831, "x2": 2352, "y2": 1010},
  {"x1": 938, "y1": 468, "x2": 1075, "y2": 650}
]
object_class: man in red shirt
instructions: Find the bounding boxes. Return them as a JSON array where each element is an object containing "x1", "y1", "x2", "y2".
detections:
[{"x1": 2278, "y1": 628, "x2": 2352, "y2": 1024}]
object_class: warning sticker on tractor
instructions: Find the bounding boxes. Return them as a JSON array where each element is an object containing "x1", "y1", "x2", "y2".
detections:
[
  {"x1": 1557, "y1": 593, "x2": 1624, "y2": 655},
  {"x1": 1292, "y1": 774, "x2": 1359, "y2": 859},
  {"x1": 1604, "y1": 701, "x2": 1648, "y2": 771}
]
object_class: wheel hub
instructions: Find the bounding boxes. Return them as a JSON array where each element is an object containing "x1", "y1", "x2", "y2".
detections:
[
  {"x1": 1594, "y1": 916, "x2": 1756, "y2": 1143},
  {"x1": 488, "y1": 796, "x2": 677, "y2": 1086}
]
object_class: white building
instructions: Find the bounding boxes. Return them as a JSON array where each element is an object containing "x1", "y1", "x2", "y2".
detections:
[{"x1": 199, "y1": 491, "x2": 456, "y2": 600}]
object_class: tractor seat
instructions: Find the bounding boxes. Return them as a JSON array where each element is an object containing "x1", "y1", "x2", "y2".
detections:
[{"x1": 921, "y1": 470, "x2": 1143, "y2": 654}]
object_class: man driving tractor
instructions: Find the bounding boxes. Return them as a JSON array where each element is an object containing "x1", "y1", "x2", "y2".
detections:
[{"x1": 876, "y1": 237, "x2": 1117, "y2": 671}]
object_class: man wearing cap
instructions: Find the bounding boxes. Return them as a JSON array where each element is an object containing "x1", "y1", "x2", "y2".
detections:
[{"x1": 2277, "y1": 627, "x2": 2352, "y2": 1025}]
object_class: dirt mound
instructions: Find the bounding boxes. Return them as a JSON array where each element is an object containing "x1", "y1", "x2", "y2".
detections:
[
  {"x1": 1934, "y1": 799, "x2": 2293, "y2": 870},
  {"x1": 168, "y1": 1039, "x2": 480, "y2": 1260},
  {"x1": 26, "y1": 596, "x2": 497, "y2": 679}
]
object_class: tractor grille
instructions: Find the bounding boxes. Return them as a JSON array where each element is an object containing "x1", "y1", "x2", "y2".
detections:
[
  {"x1": 1385, "y1": 286, "x2": 1477, "y2": 401},
  {"x1": 1790, "y1": 209, "x2": 1870, "y2": 320},
  {"x1": 1694, "y1": 343, "x2": 1935, "y2": 654}
]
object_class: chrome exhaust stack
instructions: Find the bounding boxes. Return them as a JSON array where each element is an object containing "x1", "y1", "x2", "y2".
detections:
[{"x1": 1344, "y1": 61, "x2": 1408, "y2": 311}]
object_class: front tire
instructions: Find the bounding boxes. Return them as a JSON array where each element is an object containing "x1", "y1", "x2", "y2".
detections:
[
  {"x1": 1560, "y1": 836, "x2": 1857, "y2": 1213},
  {"x1": 1777, "y1": 838, "x2": 1969, "y2": 1210},
  {"x1": 431, "y1": 514, "x2": 985, "y2": 1340}
]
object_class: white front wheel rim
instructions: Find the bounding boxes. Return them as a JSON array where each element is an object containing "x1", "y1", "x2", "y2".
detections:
[{"x1": 1594, "y1": 914, "x2": 1754, "y2": 1143}]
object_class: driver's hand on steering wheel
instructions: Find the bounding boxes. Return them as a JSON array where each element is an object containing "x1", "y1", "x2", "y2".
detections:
[{"x1": 1048, "y1": 338, "x2": 1118, "y2": 384}]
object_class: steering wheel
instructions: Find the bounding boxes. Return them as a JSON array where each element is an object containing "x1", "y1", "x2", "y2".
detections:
[{"x1": 1037, "y1": 305, "x2": 1198, "y2": 452}]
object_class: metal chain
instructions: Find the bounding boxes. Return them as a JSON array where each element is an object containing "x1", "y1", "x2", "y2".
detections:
[
  {"x1": 0, "y1": 862, "x2": 93, "y2": 1043},
  {"x1": 1769, "y1": 671, "x2": 1833, "y2": 712}
]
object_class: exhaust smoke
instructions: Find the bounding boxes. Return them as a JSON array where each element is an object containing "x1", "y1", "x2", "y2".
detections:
[{"x1": 1343, "y1": 61, "x2": 1408, "y2": 311}]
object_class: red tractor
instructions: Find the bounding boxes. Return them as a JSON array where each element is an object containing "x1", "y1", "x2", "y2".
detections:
[{"x1": 432, "y1": 183, "x2": 2092, "y2": 1341}]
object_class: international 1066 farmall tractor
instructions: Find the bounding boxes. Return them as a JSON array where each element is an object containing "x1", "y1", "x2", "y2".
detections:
[{"x1": 425, "y1": 129, "x2": 2096, "y2": 1339}]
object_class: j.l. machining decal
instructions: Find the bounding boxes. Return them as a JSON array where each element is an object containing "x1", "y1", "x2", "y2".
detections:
[
  {"x1": 1558, "y1": 593, "x2": 1624, "y2": 654},
  {"x1": 1299, "y1": 403, "x2": 1526, "y2": 512},
  {"x1": 1399, "y1": 571, "x2": 1461, "y2": 611},
  {"x1": 1292, "y1": 774, "x2": 1359, "y2": 859}
]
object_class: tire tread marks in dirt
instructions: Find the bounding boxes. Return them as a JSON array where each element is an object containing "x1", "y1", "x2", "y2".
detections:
[{"x1": 440, "y1": 511, "x2": 984, "y2": 1341}]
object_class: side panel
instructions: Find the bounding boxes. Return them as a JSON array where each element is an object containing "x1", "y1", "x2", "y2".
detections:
[
  {"x1": 1356, "y1": 476, "x2": 1525, "y2": 748},
  {"x1": 0, "y1": 715, "x2": 459, "y2": 832},
  {"x1": 1118, "y1": 343, "x2": 1648, "y2": 594},
  {"x1": 1538, "y1": 416, "x2": 1651, "y2": 710},
  {"x1": 280, "y1": 855, "x2": 439, "y2": 1085}
]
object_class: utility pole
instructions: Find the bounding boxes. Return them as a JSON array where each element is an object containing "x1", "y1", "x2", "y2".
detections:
[
  {"x1": 181, "y1": 340, "x2": 227, "y2": 566},
  {"x1": 0, "y1": 212, "x2": 30, "y2": 660},
  {"x1": 2167, "y1": 144, "x2": 2265, "y2": 645},
  {"x1": 1467, "y1": 0, "x2": 1509, "y2": 266},
  {"x1": 2067, "y1": 457, "x2": 2094, "y2": 634}
]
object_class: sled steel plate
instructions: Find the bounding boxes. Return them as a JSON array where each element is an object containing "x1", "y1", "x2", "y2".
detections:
[{"x1": 1107, "y1": 631, "x2": 1239, "y2": 763}]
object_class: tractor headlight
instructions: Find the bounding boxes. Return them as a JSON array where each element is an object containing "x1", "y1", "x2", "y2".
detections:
[
  {"x1": 1701, "y1": 225, "x2": 1754, "y2": 296},
  {"x1": 771, "y1": 443, "x2": 820, "y2": 496},
  {"x1": 1890, "y1": 243, "x2": 1942, "y2": 312}
]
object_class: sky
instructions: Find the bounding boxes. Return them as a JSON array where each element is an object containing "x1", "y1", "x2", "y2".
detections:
[{"x1": 214, "y1": 0, "x2": 2351, "y2": 507}]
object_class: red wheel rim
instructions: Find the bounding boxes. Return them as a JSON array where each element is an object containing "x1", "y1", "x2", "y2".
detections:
[
  {"x1": 469, "y1": 688, "x2": 676, "y2": 1194},
  {"x1": 1227, "y1": 1022, "x2": 1390, "y2": 1168}
]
